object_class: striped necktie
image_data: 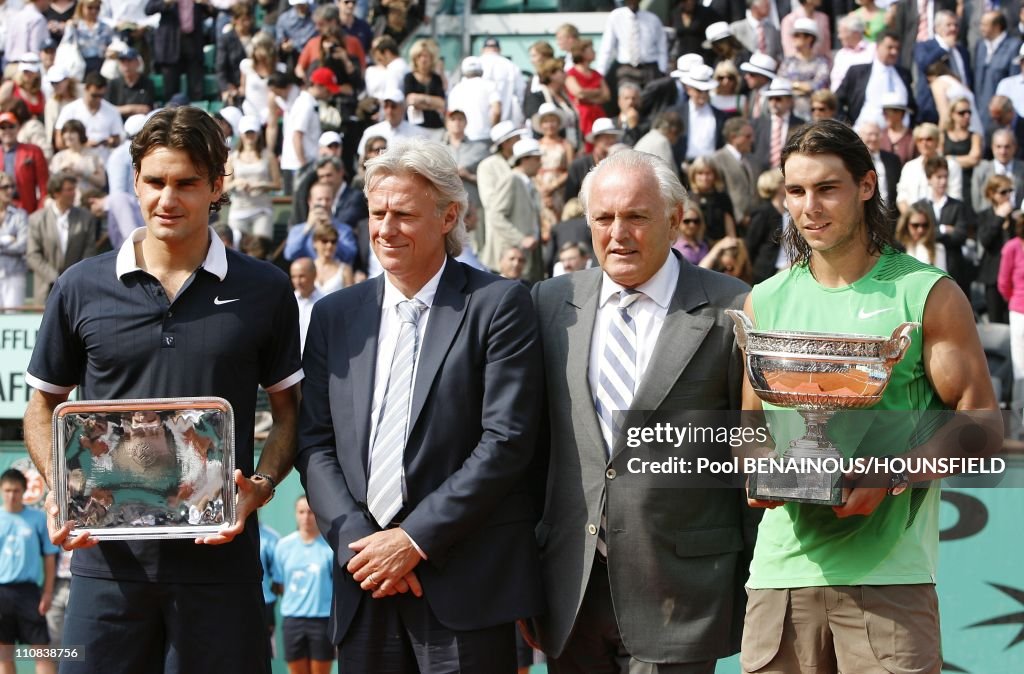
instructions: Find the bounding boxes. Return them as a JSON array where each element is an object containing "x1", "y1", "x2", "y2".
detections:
[
  {"x1": 595, "y1": 289, "x2": 643, "y2": 455},
  {"x1": 366, "y1": 298, "x2": 427, "y2": 528}
]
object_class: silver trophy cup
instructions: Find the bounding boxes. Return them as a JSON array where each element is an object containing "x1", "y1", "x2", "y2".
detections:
[{"x1": 726, "y1": 310, "x2": 918, "y2": 505}]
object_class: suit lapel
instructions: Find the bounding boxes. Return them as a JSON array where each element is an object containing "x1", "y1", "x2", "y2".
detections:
[
  {"x1": 408, "y1": 259, "x2": 469, "y2": 433},
  {"x1": 563, "y1": 269, "x2": 605, "y2": 457},
  {"x1": 349, "y1": 277, "x2": 383, "y2": 485},
  {"x1": 63, "y1": 211, "x2": 86, "y2": 268},
  {"x1": 611, "y1": 258, "x2": 714, "y2": 460},
  {"x1": 43, "y1": 210, "x2": 64, "y2": 271}
]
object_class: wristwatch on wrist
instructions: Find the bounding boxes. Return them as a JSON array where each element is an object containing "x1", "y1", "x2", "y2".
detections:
[
  {"x1": 252, "y1": 472, "x2": 277, "y2": 504},
  {"x1": 886, "y1": 460, "x2": 910, "y2": 496}
]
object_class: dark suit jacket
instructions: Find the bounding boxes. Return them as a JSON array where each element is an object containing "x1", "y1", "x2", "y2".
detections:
[
  {"x1": 890, "y1": 0, "x2": 958, "y2": 71},
  {"x1": 878, "y1": 150, "x2": 902, "y2": 212},
  {"x1": 145, "y1": 0, "x2": 213, "y2": 64},
  {"x1": 25, "y1": 205, "x2": 97, "y2": 305},
  {"x1": 752, "y1": 112, "x2": 806, "y2": 175},
  {"x1": 215, "y1": 28, "x2": 249, "y2": 91},
  {"x1": 916, "y1": 196, "x2": 971, "y2": 289},
  {"x1": 914, "y1": 39, "x2": 973, "y2": 124},
  {"x1": 296, "y1": 260, "x2": 546, "y2": 643},
  {"x1": 680, "y1": 103, "x2": 729, "y2": 161},
  {"x1": 531, "y1": 253, "x2": 759, "y2": 662},
  {"x1": 564, "y1": 154, "x2": 595, "y2": 203},
  {"x1": 745, "y1": 201, "x2": 783, "y2": 284},
  {"x1": 974, "y1": 33, "x2": 1022, "y2": 128},
  {"x1": 983, "y1": 118, "x2": 1024, "y2": 161},
  {"x1": 640, "y1": 76, "x2": 686, "y2": 121},
  {"x1": 978, "y1": 207, "x2": 1012, "y2": 285},
  {"x1": 835, "y1": 63, "x2": 916, "y2": 126}
]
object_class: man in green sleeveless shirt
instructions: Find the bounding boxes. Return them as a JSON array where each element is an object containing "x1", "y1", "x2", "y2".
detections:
[{"x1": 738, "y1": 120, "x2": 999, "y2": 674}]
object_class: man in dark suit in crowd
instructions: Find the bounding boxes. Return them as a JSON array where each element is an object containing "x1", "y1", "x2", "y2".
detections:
[
  {"x1": 639, "y1": 55, "x2": 697, "y2": 123},
  {"x1": 144, "y1": 0, "x2": 213, "y2": 103},
  {"x1": 530, "y1": 148, "x2": 757, "y2": 674},
  {"x1": 973, "y1": 128, "x2": 1024, "y2": 213},
  {"x1": 835, "y1": 32, "x2": 915, "y2": 127},
  {"x1": 888, "y1": 0, "x2": 958, "y2": 70},
  {"x1": 975, "y1": 10, "x2": 1022, "y2": 130},
  {"x1": 296, "y1": 139, "x2": 545, "y2": 673},
  {"x1": 731, "y1": 0, "x2": 782, "y2": 62},
  {"x1": 914, "y1": 10, "x2": 972, "y2": 124},
  {"x1": 679, "y1": 64, "x2": 729, "y2": 167},
  {"x1": 916, "y1": 155, "x2": 973, "y2": 296},
  {"x1": 752, "y1": 79, "x2": 806, "y2": 175},
  {"x1": 985, "y1": 95, "x2": 1024, "y2": 160},
  {"x1": 565, "y1": 118, "x2": 623, "y2": 202},
  {"x1": 857, "y1": 121, "x2": 902, "y2": 214}
]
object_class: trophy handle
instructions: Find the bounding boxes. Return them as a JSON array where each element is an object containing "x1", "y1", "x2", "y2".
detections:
[
  {"x1": 883, "y1": 322, "x2": 920, "y2": 363},
  {"x1": 725, "y1": 309, "x2": 753, "y2": 350}
]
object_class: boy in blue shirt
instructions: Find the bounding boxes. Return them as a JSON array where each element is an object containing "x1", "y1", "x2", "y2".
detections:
[
  {"x1": 272, "y1": 495, "x2": 334, "y2": 674},
  {"x1": 0, "y1": 468, "x2": 59, "y2": 674}
]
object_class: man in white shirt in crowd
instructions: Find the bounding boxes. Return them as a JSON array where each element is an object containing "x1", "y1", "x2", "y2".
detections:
[
  {"x1": 896, "y1": 122, "x2": 963, "y2": 212},
  {"x1": 446, "y1": 56, "x2": 501, "y2": 142},
  {"x1": 4, "y1": 0, "x2": 48, "y2": 68},
  {"x1": 595, "y1": 0, "x2": 668, "y2": 89},
  {"x1": 55, "y1": 73, "x2": 125, "y2": 163},
  {"x1": 281, "y1": 67, "x2": 339, "y2": 193},
  {"x1": 356, "y1": 88, "x2": 426, "y2": 159},
  {"x1": 478, "y1": 37, "x2": 524, "y2": 125},
  {"x1": 290, "y1": 257, "x2": 322, "y2": 353},
  {"x1": 830, "y1": 14, "x2": 874, "y2": 91},
  {"x1": 836, "y1": 31, "x2": 912, "y2": 128}
]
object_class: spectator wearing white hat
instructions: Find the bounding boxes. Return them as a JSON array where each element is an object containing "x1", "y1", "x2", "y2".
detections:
[
  {"x1": 0, "y1": 59, "x2": 44, "y2": 123},
  {"x1": 732, "y1": 0, "x2": 782, "y2": 63},
  {"x1": 355, "y1": 86, "x2": 427, "y2": 159},
  {"x1": 595, "y1": 0, "x2": 668, "y2": 89},
  {"x1": 741, "y1": 52, "x2": 779, "y2": 119},
  {"x1": 225, "y1": 115, "x2": 281, "y2": 241},
  {"x1": 44, "y1": 66, "x2": 78, "y2": 157},
  {"x1": 639, "y1": 54, "x2": 702, "y2": 122},
  {"x1": 565, "y1": 117, "x2": 622, "y2": 202},
  {"x1": 752, "y1": 78, "x2": 806, "y2": 174},
  {"x1": 484, "y1": 137, "x2": 544, "y2": 283},
  {"x1": 704, "y1": 21, "x2": 751, "y2": 71},
  {"x1": 779, "y1": 17, "x2": 830, "y2": 119},
  {"x1": 780, "y1": 0, "x2": 831, "y2": 62},
  {"x1": 447, "y1": 56, "x2": 501, "y2": 142},
  {"x1": 477, "y1": 120, "x2": 526, "y2": 260},
  {"x1": 107, "y1": 113, "x2": 147, "y2": 196},
  {"x1": 533, "y1": 103, "x2": 574, "y2": 235},
  {"x1": 679, "y1": 64, "x2": 729, "y2": 164}
]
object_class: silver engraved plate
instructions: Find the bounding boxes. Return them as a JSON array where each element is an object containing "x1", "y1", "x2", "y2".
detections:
[
  {"x1": 727, "y1": 311, "x2": 918, "y2": 505},
  {"x1": 51, "y1": 397, "x2": 235, "y2": 539}
]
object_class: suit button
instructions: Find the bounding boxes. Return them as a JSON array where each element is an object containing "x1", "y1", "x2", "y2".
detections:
[
  {"x1": 587, "y1": 524, "x2": 597, "y2": 535},
  {"x1": 606, "y1": 468, "x2": 616, "y2": 480}
]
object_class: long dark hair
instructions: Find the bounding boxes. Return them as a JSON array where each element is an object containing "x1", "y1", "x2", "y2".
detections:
[
  {"x1": 131, "y1": 107, "x2": 230, "y2": 212},
  {"x1": 780, "y1": 119, "x2": 896, "y2": 266}
]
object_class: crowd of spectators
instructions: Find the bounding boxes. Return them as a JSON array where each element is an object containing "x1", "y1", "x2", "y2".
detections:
[{"x1": 0, "y1": 0, "x2": 1023, "y2": 378}]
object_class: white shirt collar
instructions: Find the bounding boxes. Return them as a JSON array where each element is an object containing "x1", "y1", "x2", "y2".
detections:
[
  {"x1": 599, "y1": 250, "x2": 678, "y2": 310},
  {"x1": 381, "y1": 256, "x2": 447, "y2": 309},
  {"x1": 725, "y1": 144, "x2": 742, "y2": 161},
  {"x1": 986, "y1": 31, "x2": 1007, "y2": 53},
  {"x1": 115, "y1": 226, "x2": 229, "y2": 281}
]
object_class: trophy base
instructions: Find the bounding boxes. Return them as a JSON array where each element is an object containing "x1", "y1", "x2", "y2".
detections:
[{"x1": 749, "y1": 438, "x2": 846, "y2": 506}]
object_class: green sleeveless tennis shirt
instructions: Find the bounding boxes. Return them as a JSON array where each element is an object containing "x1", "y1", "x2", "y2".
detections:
[{"x1": 747, "y1": 249, "x2": 949, "y2": 588}]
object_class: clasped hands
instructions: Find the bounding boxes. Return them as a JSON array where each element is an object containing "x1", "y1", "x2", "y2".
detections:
[{"x1": 347, "y1": 529, "x2": 424, "y2": 600}]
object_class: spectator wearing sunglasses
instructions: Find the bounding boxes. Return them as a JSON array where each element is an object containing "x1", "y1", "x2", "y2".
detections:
[{"x1": 978, "y1": 175, "x2": 1016, "y2": 323}]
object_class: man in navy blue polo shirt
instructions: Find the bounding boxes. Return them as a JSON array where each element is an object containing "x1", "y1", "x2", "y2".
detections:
[{"x1": 21, "y1": 106, "x2": 302, "y2": 674}]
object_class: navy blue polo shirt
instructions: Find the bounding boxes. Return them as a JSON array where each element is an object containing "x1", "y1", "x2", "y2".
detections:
[{"x1": 26, "y1": 227, "x2": 303, "y2": 584}]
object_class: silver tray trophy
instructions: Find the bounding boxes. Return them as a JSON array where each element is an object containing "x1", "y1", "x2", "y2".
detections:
[
  {"x1": 726, "y1": 311, "x2": 917, "y2": 505},
  {"x1": 51, "y1": 397, "x2": 235, "y2": 539}
]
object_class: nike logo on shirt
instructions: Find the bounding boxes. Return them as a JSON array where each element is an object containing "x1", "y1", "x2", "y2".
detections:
[
  {"x1": 858, "y1": 307, "x2": 894, "y2": 319},
  {"x1": 213, "y1": 297, "x2": 240, "y2": 305}
]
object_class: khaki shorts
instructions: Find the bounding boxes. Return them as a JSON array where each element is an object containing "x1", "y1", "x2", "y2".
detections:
[{"x1": 741, "y1": 585, "x2": 941, "y2": 674}]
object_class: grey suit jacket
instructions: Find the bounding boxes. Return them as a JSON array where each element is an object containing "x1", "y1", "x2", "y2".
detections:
[
  {"x1": 711, "y1": 146, "x2": 757, "y2": 225},
  {"x1": 730, "y1": 18, "x2": 782, "y2": 62},
  {"x1": 531, "y1": 253, "x2": 759, "y2": 663},
  {"x1": 25, "y1": 205, "x2": 96, "y2": 305},
  {"x1": 476, "y1": 151, "x2": 512, "y2": 264},
  {"x1": 971, "y1": 159, "x2": 1024, "y2": 214},
  {"x1": 484, "y1": 170, "x2": 543, "y2": 282}
]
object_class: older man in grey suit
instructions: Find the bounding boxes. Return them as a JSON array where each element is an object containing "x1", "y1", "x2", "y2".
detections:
[
  {"x1": 484, "y1": 138, "x2": 544, "y2": 283},
  {"x1": 25, "y1": 172, "x2": 96, "y2": 305},
  {"x1": 529, "y1": 149, "x2": 758, "y2": 674},
  {"x1": 972, "y1": 128, "x2": 1024, "y2": 213},
  {"x1": 731, "y1": 0, "x2": 782, "y2": 62}
]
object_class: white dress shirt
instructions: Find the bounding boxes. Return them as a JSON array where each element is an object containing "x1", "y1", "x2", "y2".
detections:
[
  {"x1": 686, "y1": 101, "x2": 717, "y2": 161},
  {"x1": 52, "y1": 203, "x2": 70, "y2": 256},
  {"x1": 995, "y1": 74, "x2": 1024, "y2": 116},
  {"x1": 872, "y1": 152, "x2": 888, "y2": 203},
  {"x1": 294, "y1": 288, "x2": 323, "y2": 354},
  {"x1": 588, "y1": 252, "x2": 678, "y2": 448},
  {"x1": 595, "y1": 7, "x2": 668, "y2": 75},
  {"x1": 856, "y1": 58, "x2": 910, "y2": 129}
]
